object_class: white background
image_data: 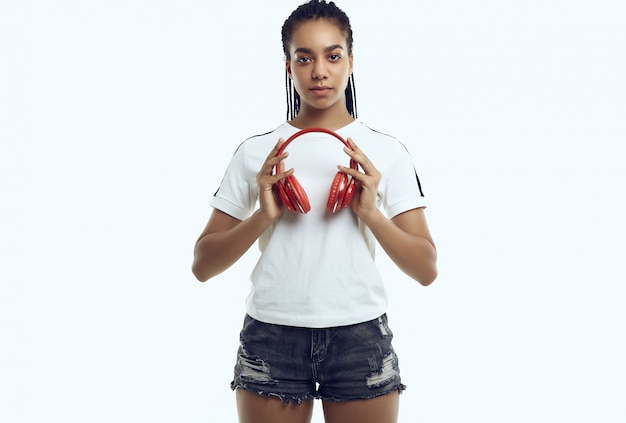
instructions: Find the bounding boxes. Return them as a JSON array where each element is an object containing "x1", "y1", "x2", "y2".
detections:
[{"x1": 1, "y1": 0, "x2": 625, "y2": 422}]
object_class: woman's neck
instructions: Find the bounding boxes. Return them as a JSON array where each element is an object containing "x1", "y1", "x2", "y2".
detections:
[{"x1": 289, "y1": 104, "x2": 354, "y2": 130}]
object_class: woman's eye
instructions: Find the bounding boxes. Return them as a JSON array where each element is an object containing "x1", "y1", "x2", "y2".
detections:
[
  {"x1": 297, "y1": 57, "x2": 311, "y2": 64},
  {"x1": 329, "y1": 54, "x2": 342, "y2": 61}
]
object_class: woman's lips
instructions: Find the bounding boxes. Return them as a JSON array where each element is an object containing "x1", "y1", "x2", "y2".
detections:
[{"x1": 310, "y1": 87, "x2": 332, "y2": 96}]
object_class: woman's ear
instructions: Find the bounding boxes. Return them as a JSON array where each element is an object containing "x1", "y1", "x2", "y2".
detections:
[
  {"x1": 285, "y1": 61, "x2": 292, "y2": 78},
  {"x1": 349, "y1": 54, "x2": 354, "y2": 75}
]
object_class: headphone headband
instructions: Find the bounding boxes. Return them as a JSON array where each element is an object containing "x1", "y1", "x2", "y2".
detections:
[
  {"x1": 276, "y1": 127, "x2": 357, "y2": 170},
  {"x1": 277, "y1": 127, "x2": 349, "y2": 153}
]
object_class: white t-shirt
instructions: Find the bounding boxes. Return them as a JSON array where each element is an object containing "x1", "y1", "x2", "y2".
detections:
[{"x1": 210, "y1": 121, "x2": 427, "y2": 328}]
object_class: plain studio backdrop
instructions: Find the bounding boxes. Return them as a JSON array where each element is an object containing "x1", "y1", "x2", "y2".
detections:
[{"x1": 1, "y1": 0, "x2": 624, "y2": 422}]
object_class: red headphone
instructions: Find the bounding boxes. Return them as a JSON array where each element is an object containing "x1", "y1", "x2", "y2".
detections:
[{"x1": 274, "y1": 127, "x2": 358, "y2": 214}]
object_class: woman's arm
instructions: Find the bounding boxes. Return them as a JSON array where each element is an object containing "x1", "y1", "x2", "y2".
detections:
[
  {"x1": 340, "y1": 138, "x2": 437, "y2": 286},
  {"x1": 192, "y1": 139, "x2": 293, "y2": 282},
  {"x1": 191, "y1": 209, "x2": 276, "y2": 282},
  {"x1": 360, "y1": 207, "x2": 437, "y2": 286}
]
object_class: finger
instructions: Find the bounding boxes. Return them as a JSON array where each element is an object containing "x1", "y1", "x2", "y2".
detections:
[
  {"x1": 337, "y1": 164, "x2": 363, "y2": 181},
  {"x1": 278, "y1": 156, "x2": 284, "y2": 174},
  {"x1": 265, "y1": 138, "x2": 286, "y2": 161},
  {"x1": 266, "y1": 160, "x2": 294, "y2": 180},
  {"x1": 268, "y1": 151, "x2": 289, "y2": 168},
  {"x1": 344, "y1": 138, "x2": 376, "y2": 174},
  {"x1": 264, "y1": 151, "x2": 290, "y2": 175},
  {"x1": 346, "y1": 137, "x2": 358, "y2": 151},
  {"x1": 274, "y1": 137, "x2": 285, "y2": 151}
]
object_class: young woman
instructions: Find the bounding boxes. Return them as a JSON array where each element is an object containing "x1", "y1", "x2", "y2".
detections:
[{"x1": 192, "y1": 1, "x2": 437, "y2": 422}]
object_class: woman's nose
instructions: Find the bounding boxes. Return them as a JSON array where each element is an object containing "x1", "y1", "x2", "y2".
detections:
[{"x1": 312, "y1": 61, "x2": 327, "y2": 79}]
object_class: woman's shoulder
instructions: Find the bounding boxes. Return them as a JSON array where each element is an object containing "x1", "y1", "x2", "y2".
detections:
[
  {"x1": 233, "y1": 122, "x2": 293, "y2": 152},
  {"x1": 243, "y1": 122, "x2": 293, "y2": 142},
  {"x1": 350, "y1": 121, "x2": 398, "y2": 142},
  {"x1": 349, "y1": 121, "x2": 409, "y2": 152}
]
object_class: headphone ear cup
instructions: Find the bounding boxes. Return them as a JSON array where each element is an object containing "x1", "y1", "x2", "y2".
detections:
[
  {"x1": 341, "y1": 178, "x2": 356, "y2": 209},
  {"x1": 327, "y1": 171, "x2": 349, "y2": 213},
  {"x1": 340, "y1": 158, "x2": 358, "y2": 209},
  {"x1": 275, "y1": 180, "x2": 297, "y2": 213},
  {"x1": 284, "y1": 174, "x2": 311, "y2": 214}
]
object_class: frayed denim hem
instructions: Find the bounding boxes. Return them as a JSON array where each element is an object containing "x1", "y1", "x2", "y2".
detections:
[
  {"x1": 231, "y1": 382, "x2": 317, "y2": 405},
  {"x1": 318, "y1": 383, "x2": 406, "y2": 403}
]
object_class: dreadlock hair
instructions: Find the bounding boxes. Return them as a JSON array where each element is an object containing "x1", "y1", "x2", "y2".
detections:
[{"x1": 282, "y1": 0, "x2": 357, "y2": 120}]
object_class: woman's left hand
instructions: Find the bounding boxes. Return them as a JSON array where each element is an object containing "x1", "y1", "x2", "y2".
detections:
[
  {"x1": 338, "y1": 138, "x2": 381, "y2": 219},
  {"x1": 340, "y1": 138, "x2": 437, "y2": 286}
]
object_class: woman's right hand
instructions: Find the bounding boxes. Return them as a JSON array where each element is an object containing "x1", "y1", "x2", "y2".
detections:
[
  {"x1": 192, "y1": 139, "x2": 294, "y2": 282},
  {"x1": 256, "y1": 138, "x2": 294, "y2": 221}
]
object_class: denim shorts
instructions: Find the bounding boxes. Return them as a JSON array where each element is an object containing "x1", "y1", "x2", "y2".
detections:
[{"x1": 231, "y1": 314, "x2": 406, "y2": 405}]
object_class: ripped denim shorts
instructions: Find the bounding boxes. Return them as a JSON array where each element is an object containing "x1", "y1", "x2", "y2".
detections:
[{"x1": 231, "y1": 314, "x2": 406, "y2": 405}]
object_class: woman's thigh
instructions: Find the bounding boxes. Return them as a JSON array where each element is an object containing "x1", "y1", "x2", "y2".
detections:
[
  {"x1": 322, "y1": 391, "x2": 399, "y2": 423},
  {"x1": 236, "y1": 389, "x2": 314, "y2": 423}
]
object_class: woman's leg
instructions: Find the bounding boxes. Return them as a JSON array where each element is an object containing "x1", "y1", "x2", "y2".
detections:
[
  {"x1": 322, "y1": 391, "x2": 399, "y2": 423},
  {"x1": 236, "y1": 389, "x2": 314, "y2": 423}
]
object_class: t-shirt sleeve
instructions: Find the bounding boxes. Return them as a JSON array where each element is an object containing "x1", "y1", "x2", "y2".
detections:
[
  {"x1": 382, "y1": 142, "x2": 428, "y2": 218},
  {"x1": 209, "y1": 143, "x2": 257, "y2": 221}
]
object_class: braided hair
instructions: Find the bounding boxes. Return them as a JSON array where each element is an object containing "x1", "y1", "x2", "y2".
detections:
[{"x1": 281, "y1": 0, "x2": 357, "y2": 120}]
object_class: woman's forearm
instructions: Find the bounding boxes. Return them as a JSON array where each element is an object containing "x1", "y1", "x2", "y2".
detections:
[
  {"x1": 192, "y1": 210, "x2": 275, "y2": 282},
  {"x1": 360, "y1": 209, "x2": 437, "y2": 286}
]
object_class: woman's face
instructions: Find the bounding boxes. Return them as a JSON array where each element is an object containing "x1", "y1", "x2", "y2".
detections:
[{"x1": 286, "y1": 18, "x2": 353, "y2": 115}]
